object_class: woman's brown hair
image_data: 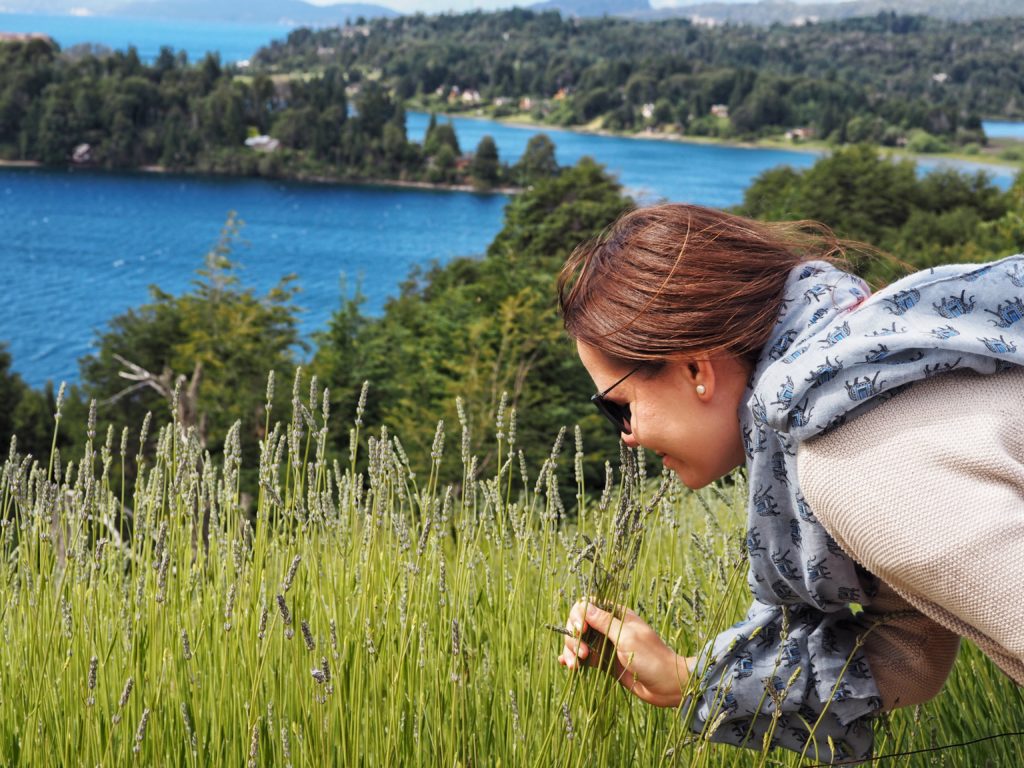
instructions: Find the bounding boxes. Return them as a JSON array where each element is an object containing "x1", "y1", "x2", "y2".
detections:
[{"x1": 558, "y1": 204, "x2": 860, "y2": 367}]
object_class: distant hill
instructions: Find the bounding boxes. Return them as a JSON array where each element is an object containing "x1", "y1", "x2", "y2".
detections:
[
  {"x1": 110, "y1": 0, "x2": 398, "y2": 25},
  {"x1": 529, "y1": 0, "x2": 652, "y2": 18},
  {"x1": 646, "y1": 0, "x2": 1024, "y2": 25}
]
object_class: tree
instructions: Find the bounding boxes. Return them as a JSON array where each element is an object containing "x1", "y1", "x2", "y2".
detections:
[
  {"x1": 312, "y1": 158, "x2": 632, "y2": 485},
  {"x1": 36, "y1": 83, "x2": 75, "y2": 163},
  {"x1": 308, "y1": 282, "x2": 368, "y2": 439},
  {"x1": 730, "y1": 77, "x2": 791, "y2": 135},
  {"x1": 0, "y1": 344, "x2": 57, "y2": 461},
  {"x1": 469, "y1": 135, "x2": 500, "y2": 189},
  {"x1": 199, "y1": 82, "x2": 247, "y2": 149},
  {"x1": 381, "y1": 103, "x2": 411, "y2": 171},
  {"x1": 739, "y1": 145, "x2": 918, "y2": 247},
  {"x1": 80, "y1": 214, "x2": 302, "y2": 464},
  {"x1": 513, "y1": 133, "x2": 559, "y2": 184},
  {"x1": 248, "y1": 73, "x2": 277, "y2": 132},
  {"x1": 738, "y1": 145, "x2": 1014, "y2": 283},
  {"x1": 0, "y1": 37, "x2": 498, "y2": 187},
  {"x1": 575, "y1": 87, "x2": 617, "y2": 123},
  {"x1": 354, "y1": 81, "x2": 394, "y2": 139},
  {"x1": 424, "y1": 119, "x2": 461, "y2": 157},
  {"x1": 428, "y1": 143, "x2": 458, "y2": 184},
  {"x1": 273, "y1": 107, "x2": 317, "y2": 150}
]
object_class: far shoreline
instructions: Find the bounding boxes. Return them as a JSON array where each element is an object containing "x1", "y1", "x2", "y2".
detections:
[
  {"x1": 0, "y1": 158, "x2": 520, "y2": 196},
  {"x1": 3, "y1": 113, "x2": 1018, "y2": 194},
  {"x1": 418, "y1": 106, "x2": 1023, "y2": 176}
]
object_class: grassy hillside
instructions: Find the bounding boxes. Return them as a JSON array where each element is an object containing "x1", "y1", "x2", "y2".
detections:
[{"x1": 0, "y1": 378, "x2": 1020, "y2": 766}]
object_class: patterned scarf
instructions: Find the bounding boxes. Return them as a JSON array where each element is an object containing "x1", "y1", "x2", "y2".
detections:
[
  {"x1": 748, "y1": 254, "x2": 1024, "y2": 602},
  {"x1": 692, "y1": 254, "x2": 1024, "y2": 761}
]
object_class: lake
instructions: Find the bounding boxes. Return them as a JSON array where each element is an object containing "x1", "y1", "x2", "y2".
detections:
[
  {"x1": 4, "y1": 101, "x2": 860, "y2": 390},
  {"x1": 0, "y1": 169, "x2": 507, "y2": 389},
  {"x1": 406, "y1": 113, "x2": 834, "y2": 206},
  {"x1": 0, "y1": 12, "x2": 285, "y2": 63},
  {"x1": 982, "y1": 121, "x2": 1024, "y2": 141},
  {"x1": 3, "y1": 108, "x2": 1021, "y2": 390}
]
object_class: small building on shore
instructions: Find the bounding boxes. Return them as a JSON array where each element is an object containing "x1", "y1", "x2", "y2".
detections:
[
  {"x1": 72, "y1": 143, "x2": 94, "y2": 164},
  {"x1": 784, "y1": 127, "x2": 814, "y2": 142},
  {"x1": 245, "y1": 135, "x2": 281, "y2": 152}
]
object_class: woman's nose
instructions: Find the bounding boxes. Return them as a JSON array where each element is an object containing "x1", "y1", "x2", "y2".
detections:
[{"x1": 620, "y1": 430, "x2": 639, "y2": 448}]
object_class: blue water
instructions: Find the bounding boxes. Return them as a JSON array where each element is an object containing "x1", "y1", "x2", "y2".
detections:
[
  {"x1": 408, "y1": 113, "x2": 827, "y2": 206},
  {"x1": 2, "y1": 110, "x2": 849, "y2": 389},
  {"x1": 982, "y1": 120, "x2": 1024, "y2": 140},
  {"x1": 409, "y1": 113, "x2": 1018, "y2": 204},
  {"x1": 1, "y1": 169, "x2": 507, "y2": 387},
  {"x1": 4, "y1": 109, "x2": 1020, "y2": 389},
  {"x1": 0, "y1": 12, "x2": 287, "y2": 62}
]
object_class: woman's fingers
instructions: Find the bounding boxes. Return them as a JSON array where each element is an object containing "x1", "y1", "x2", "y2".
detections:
[
  {"x1": 584, "y1": 602, "x2": 626, "y2": 643},
  {"x1": 558, "y1": 599, "x2": 632, "y2": 671},
  {"x1": 567, "y1": 601, "x2": 590, "y2": 635},
  {"x1": 557, "y1": 600, "x2": 693, "y2": 707},
  {"x1": 561, "y1": 636, "x2": 589, "y2": 659},
  {"x1": 561, "y1": 618, "x2": 590, "y2": 669},
  {"x1": 567, "y1": 598, "x2": 627, "y2": 639}
]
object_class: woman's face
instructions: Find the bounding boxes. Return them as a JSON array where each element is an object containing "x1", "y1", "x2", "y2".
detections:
[{"x1": 577, "y1": 341, "x2": 749, "y2": 489}]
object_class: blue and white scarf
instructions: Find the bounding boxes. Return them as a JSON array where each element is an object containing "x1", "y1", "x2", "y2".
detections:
[{"x1": 690, "y1": 254, "x2": 1024, "y2": 762}]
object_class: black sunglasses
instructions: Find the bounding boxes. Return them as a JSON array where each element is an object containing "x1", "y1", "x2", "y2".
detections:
[{"x1": 590, "y1": 365, "x2": 641, "y2": 435}]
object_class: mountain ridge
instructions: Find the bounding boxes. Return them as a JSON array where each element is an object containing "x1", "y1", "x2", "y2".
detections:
[
  {"x1": 111, "y1": 0, "x2": 398, "y2": 24},
  {"x1": 529, "y1": 0, "x2": 1024, "y2": 23},
  {"x1": 4, "y1": 0, "x2": 1022, "y2": 26},
  {"x1": 649, "y1": 0, "x2": 1024, "y2": 24},
  {"x1": 0, "y1": 0, "x2": 398, "y2": 24}
]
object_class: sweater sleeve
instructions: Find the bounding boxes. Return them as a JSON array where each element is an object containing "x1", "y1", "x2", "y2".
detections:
[
  {"x1": 853, "y1": 582, "x2": 960, "y2": 710},
  {"x1": 797, "y1": 366, "x2": 1024, "y2": 688}
]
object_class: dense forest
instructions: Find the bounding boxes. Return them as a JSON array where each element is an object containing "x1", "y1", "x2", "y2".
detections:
[
  {"x1": 6, "y1": 9, "x2": 1024, "y2": 180},
  {"x1": 3, "y1": 146, "x2": 1022, "y2": 497},
  {"x1": 254, "y1": 10, "x2": 1024, "y2": 146},
  {"x1": 0, "y1": 37, "x2": 559, "y2": 189}
]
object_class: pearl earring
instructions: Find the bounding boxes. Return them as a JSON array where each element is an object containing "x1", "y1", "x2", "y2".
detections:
[{"x1": 696, "y1": 384, "x2": 706, "y2": 396}]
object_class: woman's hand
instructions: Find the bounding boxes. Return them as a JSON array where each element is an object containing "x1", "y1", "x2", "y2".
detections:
[{"x1": 557, "y1": 599, "x2": 694, "y2": 708}]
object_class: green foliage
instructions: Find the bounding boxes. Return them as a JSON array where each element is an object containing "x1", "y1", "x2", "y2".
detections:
[
  {"x1": 252, "y1": 10, "x2": 1024, "y2": 144},
  {"x1": 976, "y1": 173, "x2": 1024, "y2": 256},
  {"x1": 468, "y1": 134, "x2": 500, "y2": 189},
  {"x1": 78, "y1": 214, "x2": 302, "y2": 473},
  {"x1": 0, "y1": 41, "x2": 554, "y2": 188},
  {"x1": 741, "y1": 145, "x2": 921, "y2": 246},
  {"x1": 512, "y1": 133, "x2": 559, "y2": 185},
  {"x1": 738, "y1": 145, "x2": 1020, "y2": 283},
  {"x1": 427, "y1": 142, "x2": 457, "y2": 183},
  {"x1": 999, "y1": 145, "x2": 1024, "y2": 162},
  {"x1": 312, "y1": 158, "x2": 632, "y2": 484},
  {"x1": 0, "y1": 343, "x2": 57, "y2": 460},
  {"x1": 423, "y1": 115, "x2": 461, "y2": 157},
  {"x1": 905, "y1": 128, "x2": 952, "y2": 153}
]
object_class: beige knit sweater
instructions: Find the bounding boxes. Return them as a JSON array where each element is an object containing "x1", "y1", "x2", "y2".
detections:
[{"x1": 797, "y1": 365, "x2": 1024, "y2": 710}]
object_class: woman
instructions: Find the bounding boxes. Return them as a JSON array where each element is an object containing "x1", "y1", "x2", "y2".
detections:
[{"x1": 554, "y1": 203, "x2": 1024, "y2": 762}]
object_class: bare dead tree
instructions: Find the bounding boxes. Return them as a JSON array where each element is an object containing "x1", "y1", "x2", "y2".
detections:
[{"x1": 105, "y1": 354, "x2": 206, "y2": 447}]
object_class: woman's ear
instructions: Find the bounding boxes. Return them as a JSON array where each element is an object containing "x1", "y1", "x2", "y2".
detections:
[{"x1": 689, "y1": 358, "x2": 716, "y2": 399}]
